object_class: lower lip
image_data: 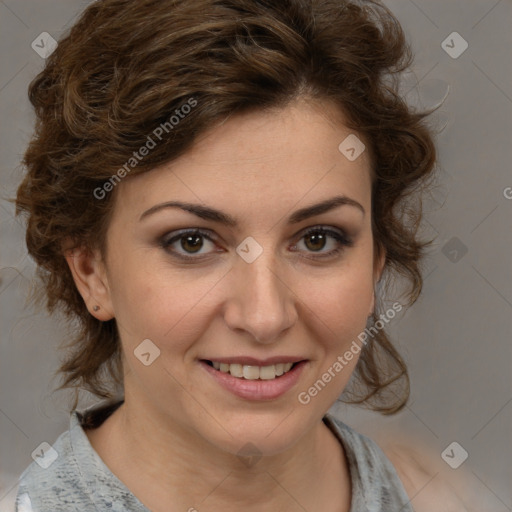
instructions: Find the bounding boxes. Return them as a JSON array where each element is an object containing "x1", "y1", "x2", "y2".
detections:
[{"x1": 199, "y1": 360, "x2": 308, "y2": 401}]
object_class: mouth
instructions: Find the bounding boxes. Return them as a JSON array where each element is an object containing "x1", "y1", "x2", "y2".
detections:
[
  {"x1": 202, "y1": 360, "x2": 300, "y2": 380},
  {"x1": 199, "y1": 358, "x2": 308, "y2": 401}
]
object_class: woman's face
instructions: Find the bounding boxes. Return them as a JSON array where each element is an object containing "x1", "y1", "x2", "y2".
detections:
[{"x1": 90, "y1": 99, "x2": 382, "y2": 456}]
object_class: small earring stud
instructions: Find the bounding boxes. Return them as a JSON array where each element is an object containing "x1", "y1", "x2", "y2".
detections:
[{"x1": 93, "y1": 305, "x2": 100, "y2": 312}]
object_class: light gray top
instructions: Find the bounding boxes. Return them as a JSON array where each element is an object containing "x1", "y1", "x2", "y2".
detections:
[{"x1": 14, "y1": 403, "x2": 414, "y2": 511}]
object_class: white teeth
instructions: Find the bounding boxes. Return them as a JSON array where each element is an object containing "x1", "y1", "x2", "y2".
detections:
[
  {"x1": 229, "y1": 363, "x2": 243, "y2": 378},
  {"x1": 243, "y1": 365, "x2": 260, "y2": 380},
  {"x1": 259, "y1": 365, "x2": 276, "y2": 380},
  {"x1": 209, "y1": 361, "x2": 297, "y2": 379}
]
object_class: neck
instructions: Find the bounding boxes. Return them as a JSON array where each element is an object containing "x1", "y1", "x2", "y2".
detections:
[{"x1": 86, "y1": 396, "x2": 351, "y2": 512}]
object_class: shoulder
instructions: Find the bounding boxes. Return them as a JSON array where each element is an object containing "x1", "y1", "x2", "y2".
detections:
[
  {"x1": 15, "y1": 404, "x2": 148, "y2": 512},
  {"x1": 382, "y1": 443, "x2": 473, "y2": 512},
  {"x1": 14, "y1": 416, "x2": 95, "y2": 511},
  {"x1": 325, "y1": 414, "x2": 476, "y2": 512},
  {"x1": 324, "y1": 413, "x2": 415, "y2": 511}
]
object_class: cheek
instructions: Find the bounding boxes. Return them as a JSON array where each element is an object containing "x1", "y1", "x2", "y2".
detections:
[
  {"x1": 107, "y1": 255, "x2": 223, "y2": 351},
  {"x1": 298, "y1": 260, "x2": 375, "y2": 347}
]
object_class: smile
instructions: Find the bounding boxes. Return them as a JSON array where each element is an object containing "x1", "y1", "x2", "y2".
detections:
[
  {"x1": 205, "y1": 361, "x2": 295, "y2": 380},
  {"x1": 199, "y1": 359, "x2": 308, "y2": 401}
]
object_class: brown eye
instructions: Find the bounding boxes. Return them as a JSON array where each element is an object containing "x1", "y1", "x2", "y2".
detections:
[
  {"x1": 304, "y1": 231, "x2": 328, "y2": 252},
  {"x1": 292, "y1": 226, "x2": 353, "y2": 260},
  {"x1": 160, "y1": 229, "x2": 218, "y2": 260},
  {"x1": 180, "y1": 233, "x2": 203, "y2": 253}
]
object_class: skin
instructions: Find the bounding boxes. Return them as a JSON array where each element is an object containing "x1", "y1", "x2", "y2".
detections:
[{"x1": 66, "y1": 97, "x2": 387, "y2": 512}]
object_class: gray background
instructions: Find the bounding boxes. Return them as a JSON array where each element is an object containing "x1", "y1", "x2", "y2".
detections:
[{"x1": 1, "y1": 0, "x2": 511, "y2": 510}]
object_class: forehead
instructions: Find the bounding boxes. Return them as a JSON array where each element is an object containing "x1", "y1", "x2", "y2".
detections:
[{"x1": 113, "y1": 99, "x2": 373, "y2": 224}]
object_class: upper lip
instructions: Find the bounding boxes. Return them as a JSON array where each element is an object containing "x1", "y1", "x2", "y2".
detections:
[{"x1": 201, "y1": 356, "x2": 306, "y2": 366}]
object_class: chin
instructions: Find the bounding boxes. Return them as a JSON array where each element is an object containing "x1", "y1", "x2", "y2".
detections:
[{"x1": 192, "y1": 407, "x2": 317, "y2": 459}]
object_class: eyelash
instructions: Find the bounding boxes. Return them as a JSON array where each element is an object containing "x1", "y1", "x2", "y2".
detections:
[{"x1": 159, "y1": 226, "x2": 353, "y2": 262}]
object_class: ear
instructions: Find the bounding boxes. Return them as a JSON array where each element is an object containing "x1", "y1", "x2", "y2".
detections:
[
  {"x1": 64, "y1": 245, "x2": 115, "y2": 321},
  {"x1": 369, "y1": 244, "x2": 386, "y2": 316}
]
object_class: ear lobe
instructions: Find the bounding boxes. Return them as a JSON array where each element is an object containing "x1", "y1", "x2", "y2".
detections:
[{"x1": 64, "y1": 246, "x2": 115, "y2": 321}]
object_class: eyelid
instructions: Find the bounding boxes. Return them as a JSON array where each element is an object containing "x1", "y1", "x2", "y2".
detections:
[
  {"x1": 159, "y1": 224, "x2": 354, "y2": 261},
  {"x1": 298, "y1": 224, "x2": 351, "y2": 241},
  {"x1": 159, "y1": 228, "x2": 221, "y2": 261},
  {"x1": 290, "y1": 225, "x2": 353, "y2": 259},
  {"x1": 160, "y1": 227, "x2": 217, "y2": 244}
]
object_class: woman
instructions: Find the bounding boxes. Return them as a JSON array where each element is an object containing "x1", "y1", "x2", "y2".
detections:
[{"x1": 13, "y1": 0, "x2": 458, "y2": 510}]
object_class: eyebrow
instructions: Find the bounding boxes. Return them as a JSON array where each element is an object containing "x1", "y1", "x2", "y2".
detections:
[{"x1": 139, "y1": 194, "x2": 365, "y2": 225}]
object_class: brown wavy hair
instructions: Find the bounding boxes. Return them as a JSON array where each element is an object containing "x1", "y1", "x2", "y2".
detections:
[{"x1": 15, "y1": 0, "x2": 437, "y2": 413}]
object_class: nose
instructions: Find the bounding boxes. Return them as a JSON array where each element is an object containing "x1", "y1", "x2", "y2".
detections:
[{"x1": 223, "y1": 248, "x2": 298, "y2": 344}]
